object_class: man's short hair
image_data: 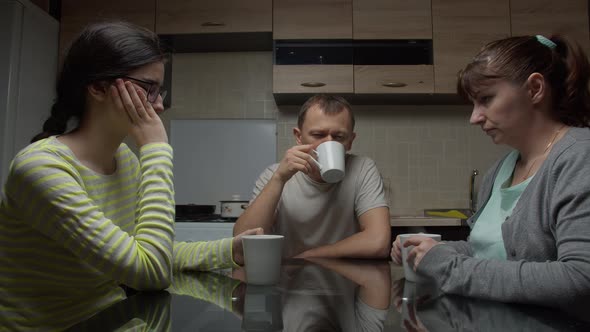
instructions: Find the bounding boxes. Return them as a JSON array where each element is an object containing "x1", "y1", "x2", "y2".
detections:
[{"x1": 297, "y1": 94, "x2": 355, "y2": 130}]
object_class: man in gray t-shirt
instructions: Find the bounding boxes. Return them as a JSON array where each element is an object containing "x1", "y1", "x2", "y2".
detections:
[{"x1": 233, "y1": 94, "x2": 390, "y2": 258}]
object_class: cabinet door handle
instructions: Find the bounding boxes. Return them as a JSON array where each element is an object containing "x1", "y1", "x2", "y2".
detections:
[
  {"x1": 201, "y1": 22, "x2": 226, "y2": 27},
  {"x1": 381, "y1": 82, "x2": 407, "y2": 88},
  {"x1": 300, "y1": 82, "x2": 326, "y2": 88}
]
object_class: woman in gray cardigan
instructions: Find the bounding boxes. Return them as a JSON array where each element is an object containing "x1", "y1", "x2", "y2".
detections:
[{"x1": 391, "y1": 34, "x2": 590, "y2": 308}]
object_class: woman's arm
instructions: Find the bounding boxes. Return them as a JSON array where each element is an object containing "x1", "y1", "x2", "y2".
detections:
[{"x1": 416, "y1": 143, "x2": 590, "y2": 307}]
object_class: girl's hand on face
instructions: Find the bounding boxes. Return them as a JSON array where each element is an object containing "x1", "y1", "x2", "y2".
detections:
[{"x1": 111, "y1": 79, "x2": 168, "y2": 146}]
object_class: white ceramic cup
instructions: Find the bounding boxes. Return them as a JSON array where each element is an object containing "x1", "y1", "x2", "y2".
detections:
[
  {"x1": 242, "y1": 285, "x2": 283, "y2": 332},
  {"x1": 401, "y1": 279, "x2": 417, "y2": 325},
  {"x1": 242, "y1": 235, "x2": 284, "y2": 285},
  {"x1": 399, "y1": 233, "x2": 441, "y2": 282},
  {"x1": 312, "y1": 141, "x2": 346, "y2": 183}
]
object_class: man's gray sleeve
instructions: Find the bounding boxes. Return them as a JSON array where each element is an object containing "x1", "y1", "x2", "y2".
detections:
[
  {"x1": 355, "y1": 158, "x2": 389, "y2": 217},
  {"x1": 249, "y1": 164, "x2": 278, "y2": 203}
]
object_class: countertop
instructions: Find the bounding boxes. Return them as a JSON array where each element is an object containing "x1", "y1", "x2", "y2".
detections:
[
  {"x1": 390, "y1": 216, "x2": 464, "y2": 227},
  {"x1": 175, "y1": 216, "x2": 465, "y2": 226},
  {"x1": 51, "y1": 260, "x2": 590, "y2": 331}
]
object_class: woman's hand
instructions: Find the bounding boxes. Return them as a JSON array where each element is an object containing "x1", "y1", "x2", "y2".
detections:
[
  {"x1": 392, "y1": 235, "x2": 440, "y2": 270},
  {"x1": 404, "y1": 237, "x2": 440, "y2": 271},
  {"x1": 111, "y1": 79, "x2": 168, "y2": 146},
  {"x1": 232, "y1": 227, "x2": 264, "y2": 266}
]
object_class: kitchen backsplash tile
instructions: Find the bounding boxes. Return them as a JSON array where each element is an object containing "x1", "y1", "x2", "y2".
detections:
[
  {"x1": 165, "y1": 52, "x2": 509, "y2": 216},
  {"x1": 161, "y1": 52, "x2": 277, "y2": 126}
]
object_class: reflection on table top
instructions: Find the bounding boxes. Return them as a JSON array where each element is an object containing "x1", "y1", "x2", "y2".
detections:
[{"x1": 57, "y1": 259, "x2": 590, "y2": 331}]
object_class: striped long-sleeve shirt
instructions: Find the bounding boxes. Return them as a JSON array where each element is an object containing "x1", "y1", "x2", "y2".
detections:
[
  {"x1": 0, "y1": 137, "x2": 235, "y2": 331},
  {"x1": 66, "y1": 272, "x2": 241, "y2": 331}
]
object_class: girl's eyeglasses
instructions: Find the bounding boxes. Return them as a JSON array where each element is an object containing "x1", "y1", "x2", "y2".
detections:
[{"x1": 121, "y1": 76, "x2": 167, "y2": 103}]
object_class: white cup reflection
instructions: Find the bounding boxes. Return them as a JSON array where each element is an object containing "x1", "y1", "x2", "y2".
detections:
[{"x1": 243, "y1": 235, "x2": 284, "y2": 285}]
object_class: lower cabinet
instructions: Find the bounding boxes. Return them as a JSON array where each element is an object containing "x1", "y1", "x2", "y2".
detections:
[{"x1": 174, "y1": 222, "x2": 234, "y2": 242}]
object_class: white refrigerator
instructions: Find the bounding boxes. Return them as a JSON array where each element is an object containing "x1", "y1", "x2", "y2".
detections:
[{"x1": 0, "y1": 0, "x2": 58, "y2": 185}]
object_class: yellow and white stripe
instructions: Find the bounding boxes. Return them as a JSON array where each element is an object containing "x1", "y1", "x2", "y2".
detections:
[{"x1": 0, "y1": 137, "x2": 234, "y2": 330}]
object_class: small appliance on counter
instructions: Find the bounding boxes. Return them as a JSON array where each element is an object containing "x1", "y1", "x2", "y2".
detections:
[
  {"x1": 174, "y1": 203, "x2": 236, "y2": 242},
  {"x1": 175, "y1": 204, "x2": 235, "y2": 223},
  {"x1": 220, "y1": 195, "x2": 249, "y2": 219}
]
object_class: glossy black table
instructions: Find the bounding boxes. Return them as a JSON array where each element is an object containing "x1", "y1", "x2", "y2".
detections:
[{"x1": 62, "y1": 259, "x2": 589, "y2": 331}]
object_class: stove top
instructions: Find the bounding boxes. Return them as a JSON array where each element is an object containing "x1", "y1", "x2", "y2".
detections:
[{"x1": 175, "y1": 214, "x2": 236, "y2": 223}]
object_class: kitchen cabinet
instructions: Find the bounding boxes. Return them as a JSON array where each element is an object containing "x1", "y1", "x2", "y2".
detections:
[
  {"x1": 353, "y1": 0, "x2": 432, "y2": 39},
  {"x1": 273, "y1": 65, "x2": 354, "y2": 93},
  {"x1": 273, "y1": 64, "x2": 434, "y2": 95},
  {"x1": 274, "y1": 0, "x2": 431, "y2": 40},
  {"x1": 510, "y1": 0, "x2": 590, "y2": 53},
  {"x1": 273, "y1": 0, "x2": 353, "y2": 39},
  {"x1": 354, "y1": 65, "x2": 434, "y2": 93},
  {"x1": 274, "y1": 0, "x2": 589, "y2": 97},
  {"x1": 273, "y1": 0, "x2": 434, "y2": 95},
  {"x1": 156, "y1": 0, "x2": 272, "y2": 34},
  {"x1": 59, "y1": 0, "x2": 155, "y2": 60},
  {"x1": 432, "y1": 0, "x2": 510, "y2": 93}
]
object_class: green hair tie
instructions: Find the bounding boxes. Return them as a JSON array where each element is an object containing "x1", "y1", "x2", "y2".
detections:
[{"x1": 536, "y1": 35, "x2": 557, "y2": 49}]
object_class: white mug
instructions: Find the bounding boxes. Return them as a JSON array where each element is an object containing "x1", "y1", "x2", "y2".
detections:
[
  {"x1": 311, "y1": 141, "x2": 346, "y2": 183},
  {"x1": 242, "y1": 235, "x2": 284, "y2": 285},
  {"x1": 401, "y1": 279, "x2": 417, "y2": 326},
  {"x1": 242, "y1": 285, "x2": 283, "y2": 331},
  {"x1": 399, "y1": 233, "x2": 441, "y2": 282}
]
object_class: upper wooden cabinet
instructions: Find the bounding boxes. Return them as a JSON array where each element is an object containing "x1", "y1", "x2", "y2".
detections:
[
  {"x1": 273, "y1": 65, "x2": 354, "y2": 93},
  {"x1": 432, "y1": 0, "x2": 510, "y2": 93},
  {"x1": 353, "y1": 0, "x2": 432, "y2": 39},
  {"x1": 156, "y1": 0, "x2": 272, "y2": 34},
  {"x1": 274, "y1": 0, "x2": 432, "y2": 40},
  {"x1": 273, "y1": 0, "x2": 353, "y2": 39},
  {"x1": 354, "y1": 65, "x2": 434, "y2": 93},
  {"x1": 60, "y1": 0, "x2": 155, "y2": 59},
  {"x1": 511, "y1": 0, "x2": 590, "y2": 53},
  {"x1": 273, "y1": 64, "x2": 433, "y2": 94}
]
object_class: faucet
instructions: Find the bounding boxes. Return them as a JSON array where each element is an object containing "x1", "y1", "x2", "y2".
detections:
[{"x1": 469, "y1": 169, "x2": 479, "y2": 214}]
